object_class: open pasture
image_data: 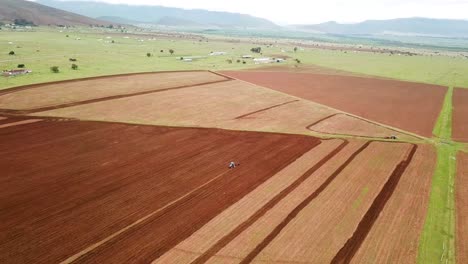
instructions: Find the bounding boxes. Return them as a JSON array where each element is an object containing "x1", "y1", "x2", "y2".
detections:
[
  {"x1": 222, "y1": 71, "x2": 447, "y2": 138},
  {"x1": 453, "y1": 88, "x2": 468, "y2": 141},
  {"x1": 456, "y1": 152, "x2": 468, "y2": 264}
]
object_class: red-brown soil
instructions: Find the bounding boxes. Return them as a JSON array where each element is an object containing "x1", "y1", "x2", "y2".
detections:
[
  {"x1": 453, "y1": 88, "x2": 468, "y2": 141},
  {"x1": 222, "y1": 71, "x2": 447, "y2": 137},
  {"x1": 0, "y1": 120, "x2": 319, "y2": 264},
  {"x1": 456, "y1": 151, "x2": 468, "y2": 264}
]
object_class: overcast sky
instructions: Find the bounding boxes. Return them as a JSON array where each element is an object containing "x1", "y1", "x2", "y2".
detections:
[{"x1": 55, "y1": 0, "x2": 468, "y2": 24}]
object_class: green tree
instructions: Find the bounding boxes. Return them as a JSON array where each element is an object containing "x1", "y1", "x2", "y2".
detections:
[
  {"x1": 71, "y1": 64, "x2": 78, "y2": 70},
  {"x1": 50, "y1": 66, "x2": 60, "y2": 73},
  {"x1": 251, "y1": 47, "x2": 261, "y2": 53}
]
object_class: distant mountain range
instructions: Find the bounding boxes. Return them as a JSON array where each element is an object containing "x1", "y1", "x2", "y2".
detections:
[
  {"x1": 0, "y1": 0, "x2": 110, "y2": 26},
  {"x1": 36, "y1": 0, "x2": 279, "y2": 29},
  {"x1": 292, "y1": 18, "x2": 468, "y2": 37},
  {"x1": 3, "y1": 0, "x2": 468, "y2": 39}
]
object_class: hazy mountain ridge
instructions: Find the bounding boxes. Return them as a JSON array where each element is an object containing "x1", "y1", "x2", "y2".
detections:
[
  {"x1": 0, "y1": 0, "x2": 111, "y2": 26},
  {"x1": 37, "y1": 0, "x2": 279, "y2": 29},
  {"x1": 293, "y1": 18, "x2": 468, "y2": 37}
]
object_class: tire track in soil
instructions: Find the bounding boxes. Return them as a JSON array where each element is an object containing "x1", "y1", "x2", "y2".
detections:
[
  {"x1": 306, "y1": 113, "x2": 340, "y2": 130},
  {"x1": 0, "y1": 119, "x2": 43, "y2": 129},
  {"x1": 234, "y1": 100, "x2": 300, "y2": 120},
  {"x1": 237, "y1": 141, "x2": 373, "y2": 264},
  {"x1": 330, "y1": 144, "x2": 418, "y2": 264},
  {"x1": 190, "y1": 139, "x2": 348, "y2": 264},
  {"x1": 0, "y1": 79, "x2": 233, "y2": 115},
  {"x1": 306, "y1": 113, "x2": 422, "y2": 140}
]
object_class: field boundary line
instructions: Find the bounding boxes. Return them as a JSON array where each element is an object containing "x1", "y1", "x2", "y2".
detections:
[
  {"x1": 208, "y1": 70, "x2": 235, "y2": 80},
  {"x1": 234, "y1": 100, "x2": 300, "y2": 119},
  {"x1": 331, "y1": 143, "x2": 418, "y2": 263},
  {"x1": 0, "y1": 79, "x2": 233, "y2": 114},
  {"x1": 60, "y1": 169, "x2": 233, "y2": 264},
  {"x1": 220, "y1": 72, "x2": 427, "y2": 141},
  {"x1": 0, "y1": 119, "x2": 43, "y2": 129},
  {"x1": 0, "y1": 70, "x2": 220, "y2": 96},
  {"x1": 238, "y1": 141, "x2": 372, "y2": 264},
  {"x1": 305, "y1": 113, "x2": 339, "y2": 129},
  {"x1": 188, "y1": 139, "x2": 348, "y2": 264},
  {"x1": 307, "y1": 113, "x2": 424, "y2": 141}
]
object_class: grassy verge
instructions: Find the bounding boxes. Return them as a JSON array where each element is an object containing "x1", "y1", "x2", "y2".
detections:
[
  {"x1": 418, "y1": 86, "x2": 456, "y2": 264},
  {"x1": 418, "y1": 145, "x2": 456, "y2": 264},
  {"x1": 433, "y1": 87, "x2": 454, "y2": 139}
]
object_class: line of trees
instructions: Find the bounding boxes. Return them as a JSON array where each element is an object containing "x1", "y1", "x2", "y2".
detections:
[{"x1": 13, "y1": 19, "x2": 36, "y2": 26}]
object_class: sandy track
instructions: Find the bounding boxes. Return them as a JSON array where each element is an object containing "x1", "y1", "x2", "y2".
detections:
[
  {"x1": 0, "y1": 71, "x2": 228, "y2": 112},
  {"x1": 453, "y1": 88, "x2": 468, "y2": 141},
  {"x1": 0, "y1": 120, "x2": 318, "y2": 264},
  {"x1": 456, "y1": 151, "x2": 468, "y2": 264},
  {"x1": 350, "y1": 144, "x2": 436, "y2": 263},
  {"x1": 155, "y1": 139, "x2": 346, "y2": 263},
  {"x1": 222, "y1": 71, "x2": 446, "y2": 137},
  {"x1": 248, "y1": 142, "x2": 412, "y2": 263}
]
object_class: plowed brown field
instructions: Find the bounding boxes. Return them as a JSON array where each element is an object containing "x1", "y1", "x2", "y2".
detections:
[
  {"x1": 222, "y1": 71, "x2": 446, "y2": 137},
  {"x1": 156, "y1": 139, "x2": 352, "y2": 263},
  {"x1": 0, "y1": 71, "x2": 228, "y2": 112},
  {"x1": 453, "y1": 88, "x2": 468, "y2": 141},
  {"x1": 247, "y1": 142, "x2": 412, "y2": 263},
  {"x1": 456, "y1": 151, "x2": 468, "y2": 264},
  {"x1": 35, "y1": 79, "x2": 418, "y2": 141},
  {"x1": 0, "y1": 120, "x2": 319, "y2": 264},
  {"x1": 350, "y1": 144, "x2": 435, "y2": 263}
]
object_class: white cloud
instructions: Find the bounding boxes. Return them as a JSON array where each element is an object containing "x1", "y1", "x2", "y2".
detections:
[{"x1": 56, "y1": 0, "x2": 468, "y2": 24}]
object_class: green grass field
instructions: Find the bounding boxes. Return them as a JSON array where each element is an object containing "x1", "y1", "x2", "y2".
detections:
[
  {"x1": 418, "y1": 87, "x2": 456, "y2": 264},
  {"x1": 2, "y1": 27, "x2": 468, "y2": 90},
  {"x1": 0, "y1": 28, "x2": 264, "y2": 89},
  {"x1": 299, "y1": 50, "x2": 468, "y2": 88}
]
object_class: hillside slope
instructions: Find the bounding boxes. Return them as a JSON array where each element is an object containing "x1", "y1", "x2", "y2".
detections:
[
  {"x1": 0, "y1": 0, "x2": 111, "y2": 26},
  {"x1": 294, "y1": 18, "x2": 468, "y2": 37},
  {"x1": 37, "y1": 0, "x2": 278, "y2": 29}
]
